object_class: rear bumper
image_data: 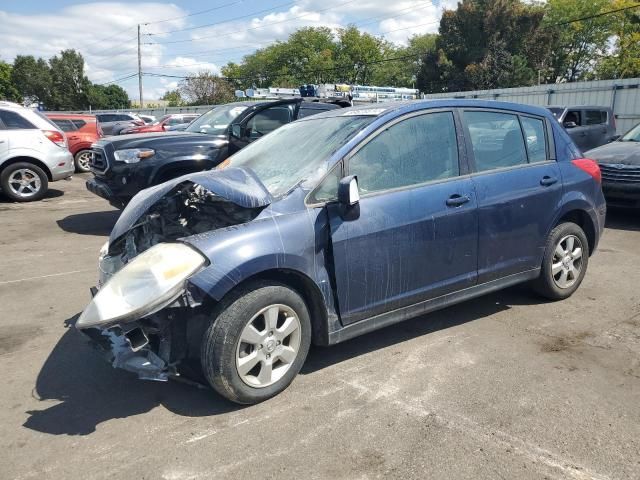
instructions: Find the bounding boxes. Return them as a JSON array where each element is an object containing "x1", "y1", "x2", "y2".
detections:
[{"x1": 50, "y1": 150, "x2": 74, "y2": 181}]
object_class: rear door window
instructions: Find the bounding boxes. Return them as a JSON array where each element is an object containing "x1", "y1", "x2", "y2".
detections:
[
  {"x1": 585, "y1": 110, "x2": 606, "y2": 125},
  {"x1": 71, "y1": 119, "x2": 87, "y2": 130},
  {"x1": 463, "y1": 111, "x2": 527, "y2": 172},
  {"x1": 520, "y1": 116, "x2": 548, "y2": 163},
  {"x1": 0, "y1": 110, "x2": 36, "y2": 129},
  {"x1": 52, "y1": 119, "x2": 77, "y2": 132}
]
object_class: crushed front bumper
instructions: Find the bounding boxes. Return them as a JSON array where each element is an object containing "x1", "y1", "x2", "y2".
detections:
[{"x1": 79, "y1": 315, "x2": 175, "y2": 381}]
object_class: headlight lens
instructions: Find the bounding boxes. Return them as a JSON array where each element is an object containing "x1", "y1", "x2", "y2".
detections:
[
  {"x1": 114, "y1": 148, "x2": 155, "y2": 163},
  {"x1": 77, "y1": 243, "x2": 206, "y2": 329}
]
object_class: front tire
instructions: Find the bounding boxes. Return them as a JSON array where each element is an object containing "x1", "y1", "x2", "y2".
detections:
[
  {"x1": 74, "y1": 150, "x2": 92, "y2": 173},
  {"x1": 201, "y1": 281, "x2": 312, "y2": 404},
  {"x1": 0, "y1": 162, "x2": 48, "y2": 202},
  {"x1": 532, "y1": 222, "x2": 589, "y2": 300}
]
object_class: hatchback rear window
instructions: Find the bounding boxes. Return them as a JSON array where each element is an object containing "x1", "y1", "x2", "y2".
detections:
[
  {"x1": 52, "y1": 119, "x2": 77, "y2": 132},
  {"x1": 0, "y1": 110, "x2": 36, "y2": 129}
]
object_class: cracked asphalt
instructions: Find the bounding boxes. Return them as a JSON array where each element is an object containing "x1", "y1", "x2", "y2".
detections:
[{"x1": 1, "y1": 175, "x2": 639, "y2": 479}]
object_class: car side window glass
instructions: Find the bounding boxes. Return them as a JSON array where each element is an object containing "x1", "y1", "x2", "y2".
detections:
[
  {"x1": 464, "y1": 111, "x2": 527, "y2": 172},
  {"x1": 53, "y1": 119, "x2": 76, "y2": 132},
  {"x1": 585, "y1": 110, "x2": 605, "y2": 125},
  {"x1": 71, "y1": 119, "x2": 87, "y2": 130},
  {"x1": 349, "y1": 111, "x2": 459, "y2": 194},
  {"x1": 0, "y1": 110, "x2": 35, "y2": 129},
  {"x1": 246, "y1": 106, "x2": 293, "y2": 140},
  {"x1": 564, "y1": 110, "x2": 581, "y2": 126},
  {"x1": 298, "y1": 106, "x2": 328, "y2": 119},
  {"x1": 520, "y1": 116, "x2": 547, "y2": 163}
]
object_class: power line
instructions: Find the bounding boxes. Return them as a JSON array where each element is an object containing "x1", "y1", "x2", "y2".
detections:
[
  {"x1": 143, "y1": 1, "x2": 245, "y2": 25},
  {"x1": 551, "y1": 4, "x2": 640, "y2": 26},
  {"x1": 96, "y1": 73, "x2": 139, "y2": 86},
  {"x1": 146, "y1": 0, "x2": 300, "y2": 38}
]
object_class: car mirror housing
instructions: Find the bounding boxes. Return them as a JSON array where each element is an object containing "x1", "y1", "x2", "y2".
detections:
[
  {"x1": 230, "y1": 123, "x2": 243, "y2": 138},
  {"x1": 338, "y1": 175, "x2": 359, "y2": 206},
  {"x1": 563, "y1": 121, "x2": 577, "y2": 129}
]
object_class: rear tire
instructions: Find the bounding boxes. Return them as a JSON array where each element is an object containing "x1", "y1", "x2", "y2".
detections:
[
  {"x1": 0, "y1": 162, "x2": 48, "y2": 202},
  {"x1": 532, "y1": 222, "x2": 589, "y2": 300},
  {"x1": 201, "y1": 281, "x2": 312, "y2": 404}
]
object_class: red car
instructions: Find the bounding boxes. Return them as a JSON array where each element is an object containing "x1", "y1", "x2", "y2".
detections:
[
  {"x1": 120, "y1": 113, "x2": 200, "y2": 134},
  {"x1": 47, "y1": 113, "x2": 102, "y2": 172}
]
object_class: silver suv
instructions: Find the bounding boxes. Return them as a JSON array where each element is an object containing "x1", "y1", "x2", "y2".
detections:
[
  {"x1": 0, "y1": 102, "x2": 74, "y2": 202},
  {"x1": 547, "y1": 106, "x2": 617, "y2": 151}
]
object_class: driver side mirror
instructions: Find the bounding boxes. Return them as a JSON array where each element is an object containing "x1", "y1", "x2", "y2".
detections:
[
  {"x1": 230, "y1": 123, "x2": 243, "y2": 138},
  {"x1": 563, "y1": 121, "x2": 577, "y2": 129},
  {"x1": 338, "y1": 175, "x2": 359, "y2": 206}
]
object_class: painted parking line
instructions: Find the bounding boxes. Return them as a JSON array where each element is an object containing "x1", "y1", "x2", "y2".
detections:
[{"x1": 0, "y1": 269, "x2": 92, "y2": 285}]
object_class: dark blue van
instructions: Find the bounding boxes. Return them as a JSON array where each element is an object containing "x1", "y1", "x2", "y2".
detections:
[{"x1": 76, "y1": 100, "x2": 606, "y2": 404}]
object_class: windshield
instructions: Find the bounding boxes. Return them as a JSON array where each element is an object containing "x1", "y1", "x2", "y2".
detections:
[
  {"x1": 186, "y1": 104, "x2": 247, "y2": 135},
  {"x1": 226, "y1": 115, "x2": 375, "y2": 197},
  {"x1": 621, "y1": 123, "x2": 640, "y2": 142}
]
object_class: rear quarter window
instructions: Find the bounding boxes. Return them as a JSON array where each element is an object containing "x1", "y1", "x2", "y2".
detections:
[
  {"x1": 52, "y1": 119, "x2": 77, "y2": 132},
  {"x1": 71, "y1": 119, "x2": 87, "y2": 130}
]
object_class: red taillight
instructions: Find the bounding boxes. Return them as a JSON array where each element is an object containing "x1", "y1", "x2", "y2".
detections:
[
  {"x1": 43, "y1": 130, "x2": 66, "y2": 147},
  {"x1": 572, "y1": 158, "x2": 601, "y2": 184}
]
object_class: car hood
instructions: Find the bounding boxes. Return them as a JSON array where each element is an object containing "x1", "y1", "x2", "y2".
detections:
[
  {"x1": 95, "y1": 131, "x2": 223, "y2": 150},
  {"x1": 586, "y1": 141, "x2": 640, "y2": 166},
  {"x1": 109, "y1": 167, "x2": 273, "y2": 245}
]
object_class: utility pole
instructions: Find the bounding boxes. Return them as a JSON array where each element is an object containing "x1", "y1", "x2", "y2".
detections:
[{"x1": 137, "y1": 24, "x2": 143, "y2": 108}]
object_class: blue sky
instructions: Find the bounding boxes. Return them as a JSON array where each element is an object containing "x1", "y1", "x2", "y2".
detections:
[{"x1": 1, "y1": 1, "x2": 453, "y2": 101}]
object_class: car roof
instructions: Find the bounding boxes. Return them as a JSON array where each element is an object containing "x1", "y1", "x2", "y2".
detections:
[
  {"x1": 47, "y1": 113, "x2": 96, "y2": 120},
  {"x1": 301, "y1": 99, "x2": 557, "y2": 122},
  {"x1": 547, "y1": 105, "x2": 612, "y2": 110}
]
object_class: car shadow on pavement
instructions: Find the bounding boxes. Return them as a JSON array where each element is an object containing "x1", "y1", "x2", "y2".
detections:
[
  {"x1": 56, "y1": 210, "x2": 121, "y2": 236},
  {"x1": 23, "y1": 316, "x2": 241, "y2": 436},
  {"x1": 604, "y1": 207, "x2": 640, "y2": 232},
  {"x1": 0, "y1": 188, "x2": 64, "y2": 203},
  {"x1": 24, "y1": 287, "x2": 543, "y2": 436},
  {"x1": 302, "y1": 285, "x2": 542, "y2": 374}
]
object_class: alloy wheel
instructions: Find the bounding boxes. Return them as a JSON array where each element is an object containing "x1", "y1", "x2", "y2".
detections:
[
  {"x1": 551, "y1": 234, "x2": 583, "y2": 289},
  {"x1": 7, "y1": 169, "x2": 42, "y2": 199},
  {"x1": 76, "y1": 151, "x2": 92, "y2": 171},
  {"x1": 235, "y1": 304, "x2": 302, "y2": 388}
]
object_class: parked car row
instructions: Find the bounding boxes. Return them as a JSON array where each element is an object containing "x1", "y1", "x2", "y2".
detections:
[{"x1": 76, "y1": 99, "x2": 608, "y2": 404}]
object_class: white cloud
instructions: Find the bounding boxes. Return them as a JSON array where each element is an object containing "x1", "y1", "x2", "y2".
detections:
[{"x1": 1, "y1": 1, "x2": 456, "y2": 101}]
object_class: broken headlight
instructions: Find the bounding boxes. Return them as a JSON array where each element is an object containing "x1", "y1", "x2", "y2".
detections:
[
  {"x1": 77, "y1": 243, "x2": 206, "y2": 329},
  {"x1": 114, "y1": 148, "x2": 155, "y2": 163}
]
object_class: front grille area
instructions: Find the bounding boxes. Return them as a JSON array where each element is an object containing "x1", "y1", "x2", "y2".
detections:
[
  {"x1": 600, "y1": 164, "x2": 640, "y2": 183},
  {"x1": 90, "y1": 148, "x2": 109, "y2": 174}
]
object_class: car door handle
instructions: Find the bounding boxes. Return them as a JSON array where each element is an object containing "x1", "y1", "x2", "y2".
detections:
[
  {"x1": 540, "y1": 176, "x2": 558, "y2": 186},
  {"x1": 446, "y1": 194, "x2": 470, "y2": 207}
]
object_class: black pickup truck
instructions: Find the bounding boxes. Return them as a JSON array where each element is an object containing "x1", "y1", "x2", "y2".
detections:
[{"x1": 86, "y1": 98, "x2": 341, "y2": 208}]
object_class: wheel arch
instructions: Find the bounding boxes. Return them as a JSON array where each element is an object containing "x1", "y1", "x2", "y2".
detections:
[
  {"x1": 0, "y1": 156, "x2": 53, "y2": 181},
  {"x1": 553, "y1": 209, "x2": 597, "y2": 256},
  {"x1": 211, "y1": 268, "x2": 330, "y2": 347}
]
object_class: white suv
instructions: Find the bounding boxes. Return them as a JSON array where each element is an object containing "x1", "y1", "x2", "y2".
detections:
[{"x1": 0, "y1": 101, "x2": 74, "y2": 202}]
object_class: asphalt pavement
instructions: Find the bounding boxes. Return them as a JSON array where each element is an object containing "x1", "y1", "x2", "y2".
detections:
[{"x1": 1, "y1": 175, "x2": 639, "y2": 479}]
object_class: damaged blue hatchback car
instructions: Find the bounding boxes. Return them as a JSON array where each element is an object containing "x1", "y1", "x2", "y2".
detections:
[{"x1": 76, "y1": 100, "x2": 606, "y2": 404}]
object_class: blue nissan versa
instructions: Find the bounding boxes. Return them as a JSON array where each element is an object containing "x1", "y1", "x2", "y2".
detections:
[{"x1": 76, "y1": 100, "x2": 606, "y2": 404}]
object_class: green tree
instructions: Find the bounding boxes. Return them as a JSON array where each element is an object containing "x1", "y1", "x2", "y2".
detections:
[
  {"x1": 0, "y1": 61, "x2": 20, "y2": 102},
  {"x1": 11, "y1": 55, "x2": 52, "y2": 106},
  {"x1": 595, "y1": 0, "x2": 640, "y2": 79},
  {"x1": 161, "y1": 88, "x2": 183, "y2": 107},
  {"x1": 544, "y1": 0, "x2": 614, "y2": 82},
  {"x1": 88, "y1": 84, "x2": 130, "y2": 109},
  {"x1": 335, "y1": 25, "x2": 383, "y2": 84},
  {"x1": 49, "y1": 49, "x2": 91, "y2": 110},
  {"x1": 419, "y1": 0, "x2": 550, "y2": 92},
  {"x1": 179, "y1": 71, "x2": 234, "y2": 105}
]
